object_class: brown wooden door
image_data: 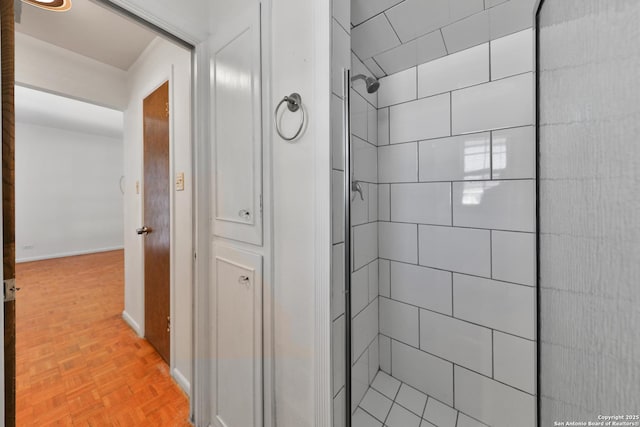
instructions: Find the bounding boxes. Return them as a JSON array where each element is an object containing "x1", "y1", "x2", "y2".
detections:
[
  {"x1": 142, "y1": 81, "x2": 170, "y2": 364},
  {"x1": 2, "y1": 0, "x2": 17, "y2": 424}
]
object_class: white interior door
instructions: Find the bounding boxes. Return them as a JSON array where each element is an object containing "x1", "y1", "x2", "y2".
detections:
[{"x1": 210, "y1": 4, "x2": 263, "y2": 246}]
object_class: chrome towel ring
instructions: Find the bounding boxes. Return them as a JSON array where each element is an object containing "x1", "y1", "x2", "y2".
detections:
[{"x1": 274, "y1": 93, "x2": 305, "y2": 141}]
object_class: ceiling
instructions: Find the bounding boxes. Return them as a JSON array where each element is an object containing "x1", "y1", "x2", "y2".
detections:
[
  {"x1": 351, "y1": 0, "x2": 536, "y2": 77},
  {"x1": 15, "y1": 85, "x2": 123, "y2": 139},
  {"x1": 15, "y1": 0, "x2": 156, "y2": 70}
]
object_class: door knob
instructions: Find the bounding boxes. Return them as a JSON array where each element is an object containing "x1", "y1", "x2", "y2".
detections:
[{"x1": 136, "y1": 226, "x2": 151, "y2": 235}]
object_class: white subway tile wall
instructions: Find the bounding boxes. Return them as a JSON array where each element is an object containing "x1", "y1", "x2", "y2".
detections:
[
  {"x1": 331, "y1": 3, "x2": 536, "y2": 423},
  {"x1": 375, "y1": 28, "x2": 536, "y2": 427}
]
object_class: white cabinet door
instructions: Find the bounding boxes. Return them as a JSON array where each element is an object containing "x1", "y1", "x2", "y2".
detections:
[
  {"x1": 212, "y1": 243, "x2": 263, "y2": 427},
  {"x1": 211, "y1": 4, "x2": 263, "y2": 245}
]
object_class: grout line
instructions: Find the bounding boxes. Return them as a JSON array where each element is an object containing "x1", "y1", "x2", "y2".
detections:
[
  {"x1": 491, "y1": 329, "x2": 495, "y2": 378},
  {"x1": 384, "y1": 12, "x2": 403, "y2": 44},
  {"x1": 440, "y1": 29, "x2": 449, "y2": 55},
  {"x1": 372, "y1": 217, "x2": 537, "y2": 235}
]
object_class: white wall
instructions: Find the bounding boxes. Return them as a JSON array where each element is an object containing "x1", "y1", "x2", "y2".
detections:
[
  {"x1": 122, "y1": 37, "x2": 193, "y2": 394},
  {"x1": 15, "y1": 121, "x2": 124, "y2": 262},
  {"x1": 15, "y1": 32, "x2": 128, "y2": 110}
]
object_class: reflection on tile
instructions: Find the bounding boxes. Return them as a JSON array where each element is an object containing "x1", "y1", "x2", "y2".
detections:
[
  {"x1": 419, "y1": 133, "x2": 491, "y2": 182},
  {"x1": 491, "y1": 126, "x2": 535, "y2": 180},
  {"x1": 352, "y1": 14, "x2": 401, "y2": 60}
]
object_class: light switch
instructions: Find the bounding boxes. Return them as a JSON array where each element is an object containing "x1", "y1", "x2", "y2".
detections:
[{"x1": 176, "y1": 172, "x2": 185, "y2": 191}]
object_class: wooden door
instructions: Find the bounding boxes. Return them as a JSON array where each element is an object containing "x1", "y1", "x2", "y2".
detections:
[
  {"x1": 142, "y1": 81, "x2": 170, "y2": 364},
  {"x1": 2, "y1": 0, "x2": 16, "y2": 424}
]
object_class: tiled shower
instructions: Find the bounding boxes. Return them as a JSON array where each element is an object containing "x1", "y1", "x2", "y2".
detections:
[{"x1": 331, "y1": 1, "x2": 538, "y2": 426}]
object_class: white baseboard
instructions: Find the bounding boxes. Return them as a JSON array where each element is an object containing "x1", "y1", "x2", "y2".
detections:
[
  {"x1": 122, "y1": 310, "x2": 143, "y2": 337},
  {"x1": 172, "y1": 367, "x2": 191, "y2": 396},
  {"x1": 16, "y1": 246, "x2": 125, "y2": 263}
]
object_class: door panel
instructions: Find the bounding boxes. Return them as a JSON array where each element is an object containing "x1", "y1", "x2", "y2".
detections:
[
  {"x1": 211, "y1": 5, "x2": 262, "y2": 245},
  {"x1": 143, "y1": 81, "x2": 170, "y2": 363},
  {"x1": 1, "y1": 0, "x2": 16, "y2": 423},
  {"x1": 213, "y1": 244, "x2": 262, "y2": 427}
]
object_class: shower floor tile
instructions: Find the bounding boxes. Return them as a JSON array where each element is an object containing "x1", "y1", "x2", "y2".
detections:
[{"x1": 356, "y1": 371, "x2": 487, "y2": 427}]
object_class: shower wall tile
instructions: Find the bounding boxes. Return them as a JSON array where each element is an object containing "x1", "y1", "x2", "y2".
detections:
[
  {"x1": 491, "y1": 126, "x2": 535, "y2": 180},
  {"x1": 491, "y1": 230, "x2": 536, "y2": 286},
  {"x1": 352, "y1": 351, "x2": 370, "y2": 409},
  {"x1": 378, "y1": 67, "x2": 417, "y2": 108},
  {"x1": 452, "y1": 180, "x2": 535, "y2": 232},
  {"x1": 378, "y1": 184, "x2": 390, "y2": 221},
  {"x1": 390, "y1": 261, "x2": 452, "y2": 315},
  {"x1": 368, "y1": 183, "x2": 379, "y2": 222},
  {"x1": 419, "y1": 132, "x2": 491, "y2": 182},
  {"x1": 369, "y1": 335, "x2": 380, "y2": 382},
  {"x1": 352, "y1": 13, "x2": 401, "y2": 60},
  {"x1": 451, "y1": 72, "x2": 533, "y2": 134},
  {"x1": 392, "y1": 340, "x2": 454, "y2": 405},
  {"x1": 380, "y1": 297, "x2": 420, "y2": 347},
  {"x1": 332, "y1": 243, "x2": 345, "y2": 320},
  {"x1": 368, "y1": 260, "x2": 379, "y2": 302},
  {"x1": 353, "y1": 222, "x2": 378, "y2": 270},
  {"x1": 368, "y1": 104, "x2": 378, "y2": 145},
  {"x1": 455, "y1": 366, "x2": 536, "y2": 427},
  {"x1": 391, "y1": 182, "x2": 451, "y2": 225},
  {"x1": 453, "y1": 273, "x2": 535, "y2": 339},
  {"x1": 418, "y1": 225, "x2": 491, "y2": 277},
  {"x1": 352, "y1": 181, "x2": 369, "y2": 226},
  {"x1": 373, "y1": 31, "x2": 447, "y2": 76},
  {"x1": 378, "y1": 108, "x2": 390, "y2": 145},
  {"x1": 493, "y1": 331, "x2": 536, "y2": 394},
  {"x1": 379, "y1": 335, "x2": 392, "y2": 374},
  {"x1": 488, "y1": 0, "x2": 535, "y2": 40},
  {"x1": 379, "y1": 259, "x2": 391, "y2": 298},
  {"x1": 441, "y1": 10, "x2": 490, "y2": 54},
  {"x1": 353, "y1": 137, "x2": 378, "y2": 183},
  {"x1": 351, "y1": 90, "x2": 368, "y2": 140},
  {"x1": 351, "y1": 0, "x2": 403, "y2": 26},
  {"x1": 490, "y1": 28, "x2": 533, "y2": 80},
  {"x1": 352, "y1": 266, "x2": 370, "y2": 316},
  {"x1": 353, "y1": 300, "x2": 379, "y2": 360},
  {"x1": 390, "y1": 94, "x2": 450, "y2": 143},
  {"x1": 379, "y1": 222, "x2": 418, "y2": 264},
  {"x1": 417, "y1": 43, "x2": 489, "y2": 98},
  {"x1": 378, "y1": 143, "x2": 418, "y2": 183},
  {"x1": 364, "y1": 58, "x2": 386, "y2": 79},
  {"x1": 333, "y1": 315, "x2": 346, "y2": 394},
  {"x1": 419, "y1": 309, "x2": 493, "y2": 376}
]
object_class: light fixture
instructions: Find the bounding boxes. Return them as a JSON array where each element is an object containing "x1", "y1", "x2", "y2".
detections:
[{"x1": 21, "y1": 0, "x2": 72, "y2": 12}]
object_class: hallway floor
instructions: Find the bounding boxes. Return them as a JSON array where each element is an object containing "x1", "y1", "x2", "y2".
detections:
[{"x1": 15, "y1": 250, "x2": 191, "y2": 426}]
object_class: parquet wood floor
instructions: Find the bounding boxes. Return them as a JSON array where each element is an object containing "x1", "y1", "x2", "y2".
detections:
[{"x1": 15, "y1": 250, "x2": 191, "y2": 426}]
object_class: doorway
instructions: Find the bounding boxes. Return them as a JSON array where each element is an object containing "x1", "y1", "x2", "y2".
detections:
[{"x1": 3, "y1": 0, "x2": 194, "y2": 424}]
